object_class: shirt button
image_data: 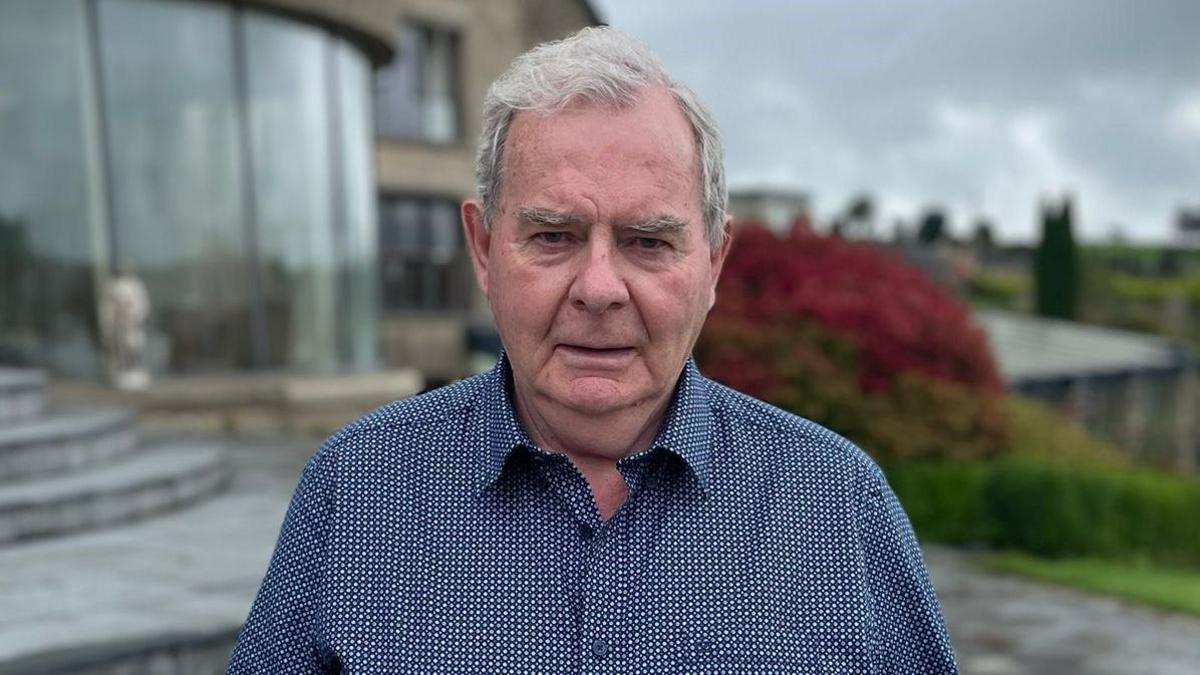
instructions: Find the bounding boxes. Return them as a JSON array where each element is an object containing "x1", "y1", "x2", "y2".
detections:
[
  {"x1": 578, "y1": 523, "x2": 594, "y2": 540},
  {"x1": 590, "y1": 638, "x2": 610, "y2": 658}
]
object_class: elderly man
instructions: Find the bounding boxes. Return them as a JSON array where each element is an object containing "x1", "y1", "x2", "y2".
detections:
[{"x1": 229, "y1": 27, "x2": 957, "y2": 674}]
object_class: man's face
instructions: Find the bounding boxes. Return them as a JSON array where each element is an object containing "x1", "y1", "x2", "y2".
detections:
[{"x1": 464, "y1": 87, "x2": 730, "y2": 417}]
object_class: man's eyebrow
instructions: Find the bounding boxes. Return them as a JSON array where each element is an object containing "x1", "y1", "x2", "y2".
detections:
[
  {"x1": 516, "y1": 207, "x2": 584, "y2": 227},
  {"x1": 625, "y1": 215, "x2": 689, "y2": 236}
]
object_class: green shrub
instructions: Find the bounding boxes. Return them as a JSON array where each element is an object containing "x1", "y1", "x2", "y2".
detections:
[
  {"x1": 866, "y1": 374, "x2": 1006, "y2": 463},
  {"x1": 983, "y1": 460, "x2": 1123, "y2": 557},
  {"x1": 1002, "y1": 396, "x2": 1128, "y2": 467},
  {"x1": 968, "y1": 272, "x2": 1029, "y2": 309},
  {"x1": 1111, "y1": 275, "x2": 1200, "y2": 303},
  {"x1": 887, "y1": 458, "x2": 1200, "y2": 569},
  {"x1": 984, "y1": 460, "x2": 1200, "y2": 567},
  {"x1": 886, "y1": 461, "x2": 989, "y2": 544}
]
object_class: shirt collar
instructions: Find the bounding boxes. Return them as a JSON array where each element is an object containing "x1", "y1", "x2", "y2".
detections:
[
  {"x1": 649, "y1": 358, "x2": 714, "y2": 494},
  {"x1": 478, "y1": 353, "x2": 714, "y2": 496},
  {"x1": 480, "y1": 352, "x2": 535, "y2": 492}
]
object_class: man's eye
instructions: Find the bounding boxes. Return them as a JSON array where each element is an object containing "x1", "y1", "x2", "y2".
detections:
[
  {"x1": 635, "y1": 237, "x2": 665, "y2": 250},
  {"x1": 536, "y1": 232, "x2": 567, "y2": 244}
]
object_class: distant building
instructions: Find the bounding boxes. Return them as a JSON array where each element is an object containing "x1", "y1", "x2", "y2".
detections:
[
  {"x1": 980, "y1": 310, "x2": 1198, "y2": 472},
  {"x1": 1176, "y1": 206, "x2": 1200, "y2": 248},
  {"x1": 0, "y1": 0, "x2": 596, "y2": 383},
  {"x1": 728, "y1": 188, "x2": 811, "y2": 235}
]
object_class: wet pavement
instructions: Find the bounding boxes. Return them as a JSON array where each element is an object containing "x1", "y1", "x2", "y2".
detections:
[
  {"x1": 930, "y1": 548, "x2": 1200, "y2": 674},
  {"x1": 0, "y1": 433, "x2": 1197, "y2": 673}
]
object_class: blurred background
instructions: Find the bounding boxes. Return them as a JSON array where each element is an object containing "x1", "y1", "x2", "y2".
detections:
[{"x1": 1, "y1": 0, "x2": 1198, "y2": 673}]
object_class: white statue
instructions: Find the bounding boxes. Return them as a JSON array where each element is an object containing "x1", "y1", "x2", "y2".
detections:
[{"x1": 100, "y1": 266, "x2": 151, "y2": 390}]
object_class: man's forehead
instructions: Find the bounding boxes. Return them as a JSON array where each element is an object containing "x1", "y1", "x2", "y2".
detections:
[
  {"x1": 504, "y1": 88, "x2": 696, "y2": 165},
  {"x1": 500, "y1": 90, "x2": 701, "y2": 221}
]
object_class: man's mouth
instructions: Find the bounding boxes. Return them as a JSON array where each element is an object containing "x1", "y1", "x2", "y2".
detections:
[
  {"x1": 560, "y1": 344, "x2": 633, "y2": 352},
  {"x1": 556, "y1": 344, "x2": 637, "y2": 367}
]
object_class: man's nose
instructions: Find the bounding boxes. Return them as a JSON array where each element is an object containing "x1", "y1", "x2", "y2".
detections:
[{"x1": 568, "y1": 240, "x2": 630, "y2": 314}]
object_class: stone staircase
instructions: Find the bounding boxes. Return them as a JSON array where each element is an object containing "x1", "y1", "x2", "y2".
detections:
[{"x1": 0, "y1": 368, "x2": 231, "y2": 544}]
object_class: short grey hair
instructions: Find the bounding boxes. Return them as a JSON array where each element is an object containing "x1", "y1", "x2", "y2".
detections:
[{"x1": 474, "y1": 26, "x2": 728, "y2": 250}]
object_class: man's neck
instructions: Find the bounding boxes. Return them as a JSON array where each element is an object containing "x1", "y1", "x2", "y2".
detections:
[{"x1": 512, "y1": 383, "x2": 672, "y2": 521}]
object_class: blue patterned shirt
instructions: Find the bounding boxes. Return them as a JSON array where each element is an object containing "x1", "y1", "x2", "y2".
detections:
[{"x1": 228, "y1": 356, "x2": 957, "y2": 674}]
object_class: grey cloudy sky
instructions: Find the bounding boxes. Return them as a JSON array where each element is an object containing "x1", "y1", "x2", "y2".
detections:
[{"x1": 591, "y1": 0, "x2": 1200, "y2": 244}]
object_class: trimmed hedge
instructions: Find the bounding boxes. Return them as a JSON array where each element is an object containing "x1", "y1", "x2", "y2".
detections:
[
  {"x1": 888, "y1": 459, "x2": 1200, "y2": 569},
  {"x1": 885, "y1": 461, "x2": 989, "y2": 545}
]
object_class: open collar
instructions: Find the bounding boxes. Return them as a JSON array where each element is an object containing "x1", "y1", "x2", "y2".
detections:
[{"x1": 478, "y1": 353, "x2": 714, "y2": 496}]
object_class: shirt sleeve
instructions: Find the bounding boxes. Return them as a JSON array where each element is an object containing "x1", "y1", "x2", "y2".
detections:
[
  {"x1": 227, "y1": 451, "x2": 334, "y2": 674},
  {"x1": 856, "y1": 461, "x2": 959, "y2": 674}
]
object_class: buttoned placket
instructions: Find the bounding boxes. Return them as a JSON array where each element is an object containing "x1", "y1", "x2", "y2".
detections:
[
  {"x1": 577, "y1": 493, "x2": 622, "y2": 672},
  {"x1": 527, "y1": 447, "x2": 660, "y2": 674},
  {"x1": 578, "y1": 513, "x2": 615, "y2": 673},
  {"x1": 577, "y1": 450, "x2": 664, "y2": 674},
  {"x1": 523, "y1": 451, "x2": 603, "y2": 671}
]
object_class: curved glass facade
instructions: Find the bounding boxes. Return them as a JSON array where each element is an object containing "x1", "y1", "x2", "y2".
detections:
[
  {"x1": 0, "y1": 0, "x2": 379, "y2": 377},
  {"x1": 0, "y1": 1, "x2": 104, "y2": 376},
  {"x1": 243, "y1": 10, "x2": 338, "y2": 371}
]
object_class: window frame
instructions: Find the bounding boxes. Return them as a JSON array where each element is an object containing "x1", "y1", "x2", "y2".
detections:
[
  {"x1": 378, "y1": 193, "x2": 471, "y2": 314},
  {"x1": 372, "y1": 19, "x2": 463, "y2": 146}
]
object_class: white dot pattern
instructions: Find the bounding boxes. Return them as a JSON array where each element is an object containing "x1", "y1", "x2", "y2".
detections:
[{"x1": 228, "y1": 355, "x2": 958, "y2": 673}]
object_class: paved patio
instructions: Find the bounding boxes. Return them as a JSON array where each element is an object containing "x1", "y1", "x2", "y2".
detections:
[
  {"x1": 0, "y1": 434, "x2": 308, "y2": 671},
  {"x1": 930, "y1": 548, "x2": 1200, "y2": 674}
]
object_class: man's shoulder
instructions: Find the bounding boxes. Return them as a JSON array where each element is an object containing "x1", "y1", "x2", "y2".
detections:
[{"x1": 700, "y1": 375, "x2": 883, "y2": 480}]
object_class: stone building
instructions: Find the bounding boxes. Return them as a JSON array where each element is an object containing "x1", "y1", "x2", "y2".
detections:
[
  {"x1": 0, "y1": 0, "x2": 598, "y2": 384},
  {"x1": 980, "y1": 310, "x2": 1198, "y2": 472},
  {"x1": 727, "y1": 187, "x2": 811, "y2": 235}
]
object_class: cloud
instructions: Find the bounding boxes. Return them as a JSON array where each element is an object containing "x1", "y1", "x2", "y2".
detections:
[
  {"x1": 594, "y1": 0, "x2": 1200, "y2": 242},
  {"x1": 1169, "y1": 91, "x2": 1200, "y2": 142}
]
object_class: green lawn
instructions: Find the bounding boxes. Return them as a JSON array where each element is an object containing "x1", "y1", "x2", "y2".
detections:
[{"x1": 982, "y1": 552, "x2": 1200, "y2": 618}]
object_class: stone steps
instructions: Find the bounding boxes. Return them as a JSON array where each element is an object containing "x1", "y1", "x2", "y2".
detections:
[
  {"x1": 0, "y1": 367, "x2": 242, "y2": 669},
  {"x1": 0, "y1": 366, "x2": 236, "y2": 547},
  {"x1": 0, "y1": 368, "x2": 47, "y2": 423},
  {"x1": 0, "y1": 441, "x2": 231, "y2": 544},
  {"x1": 0, "y1": 407, "x2": 139, "y2": 483}
]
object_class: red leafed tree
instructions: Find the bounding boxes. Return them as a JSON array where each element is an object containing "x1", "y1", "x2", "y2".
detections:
[{"x1": 697, "y1": 220, "x2": 1007, "y2": 463}]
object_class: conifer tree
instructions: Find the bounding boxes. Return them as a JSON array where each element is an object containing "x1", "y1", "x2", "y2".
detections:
[{"x1": 1033, "y1": 197, "x2": 1078, "y2": 319}]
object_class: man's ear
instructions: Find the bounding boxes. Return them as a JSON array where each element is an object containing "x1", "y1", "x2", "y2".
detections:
[
  {"x1": 707, "y1": 217, "x2": 734, "y2": 310},
  {"x1": 462, "y1": 200, "x2": 491, "y2": 297}
]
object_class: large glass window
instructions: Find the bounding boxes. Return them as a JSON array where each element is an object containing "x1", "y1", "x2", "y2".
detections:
[
  {"x1": 373, "y1": 22, "x2": 460, "y2": 144},
  {"x1": 379, "y1": 196, "x2": 468, "y2": 311},
  {"x1": 98, "y1": 0, "x2": 250, "y2": 372},
  {"x1": 243, "y1": 13, "x2": 380, "y2": 373},
  {"x1": 243, "y1": 11, "x2": 337, "y2": 372},
  {"x1": 0, "y1": 0, "x2": 105, "y2": 377},
  {"x1": 0, "y1": 0, "x2": 379, "y2": 377},
  {"x1": 334, "y1": 41, "x2": 382, "y2": 370}
]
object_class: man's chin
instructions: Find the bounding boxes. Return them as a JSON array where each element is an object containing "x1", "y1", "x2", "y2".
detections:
[{"x1": 546, "y1": 376, "x2": 645, "y2": 416}]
